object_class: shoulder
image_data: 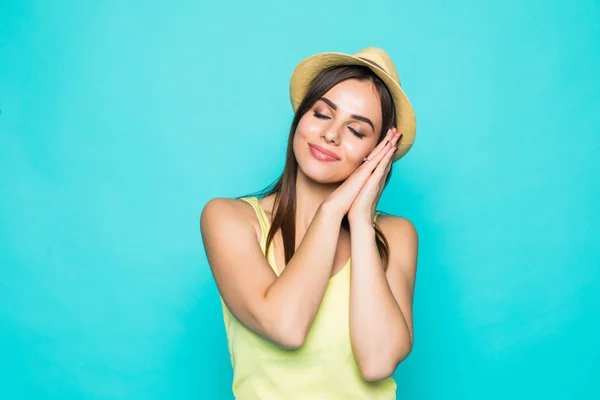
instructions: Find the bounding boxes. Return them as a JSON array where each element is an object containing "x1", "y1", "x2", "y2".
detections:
[
  {"x1": 375, "y1": 213, "x2": 418, "y2": 278},
  {"x1": 201, "y1": 197, "x2": 250, "y2": 222},
  {"x1": 375, "y1": 212, "x2": 418, "y2": 239},
  {"x1": 375, "y1": 213, "x2": 418, "y2": 253},
  {"x1": 200, "y1": 197, "x2": 259, "y2": 236}
]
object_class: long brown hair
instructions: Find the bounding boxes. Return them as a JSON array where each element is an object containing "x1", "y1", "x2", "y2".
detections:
[{"x1": 242, "y1": 65, "x2": 397, "y2": 269}]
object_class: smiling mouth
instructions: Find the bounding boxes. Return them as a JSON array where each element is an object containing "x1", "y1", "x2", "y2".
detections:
[{"x1": 308, "y1": 144, "x2": 340, "y2": 162}]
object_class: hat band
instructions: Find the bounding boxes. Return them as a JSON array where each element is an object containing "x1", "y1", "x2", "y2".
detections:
[{"x1": 357, "y1": 57, "x2": 386, "y2": 73}]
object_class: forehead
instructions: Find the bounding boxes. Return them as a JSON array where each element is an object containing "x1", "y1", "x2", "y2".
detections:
[{"x1": 321, "y1": 79, "x2": 382, "y2": 125}]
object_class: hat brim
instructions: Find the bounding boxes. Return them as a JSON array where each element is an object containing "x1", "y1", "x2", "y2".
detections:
[{"x1": 289, "y1": 52, "x2": 416, "y2": 162}]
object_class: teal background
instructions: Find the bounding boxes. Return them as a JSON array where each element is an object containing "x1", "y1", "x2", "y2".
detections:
[{"x1": 1, "y1": 0, "x2": 599, "y2": 398}]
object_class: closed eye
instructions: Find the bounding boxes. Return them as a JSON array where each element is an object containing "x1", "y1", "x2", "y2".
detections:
[
  {"x1": 349, "y1": 127, "x2": 365, "y2": 139},
  {"x1": 313, "y1": 112, "x2": 365, "y2": 139}
]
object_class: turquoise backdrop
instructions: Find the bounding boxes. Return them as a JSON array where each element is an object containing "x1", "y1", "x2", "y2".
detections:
[{"x1": 1, "y1": 0, "x2": 599, "y2": 399}]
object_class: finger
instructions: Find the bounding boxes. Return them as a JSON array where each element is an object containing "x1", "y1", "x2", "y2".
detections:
[
  {"x1": 350, "y1": 148, "x2": 391, "y2": 194},
  {"x1": 360, "y1": 146, "x2": 395, "y2": 199},
  {"x1": 390, "y1": 131, "x2": 402, "y2": 147},
  {"x1": 379, "y1": 139, "x2": 397, "y2": 180},
  {"x1": 378, "y1": 128, "x2": 402, "y2": 152},
  {"x1": 385, "y1": 132, "x2": 401, "y2": 172},
  {"x1": 365, "y1": 137, "x2": 394, "y2": 168},
  {"x1": 358, "y1": 144, "x2": 394, "y2": 194},
  {"x1": 383, "y1": 151, "x2": 394, "y2": 176},
  {"x1": 372, "y1": 132, "x2": 401, "y2": 169},
  {"x1": 372, "y1": 144, "x2": 396, "y2": 179},
  {"x1": 370, "y1": 128, "x2": 395, "y2": 158},
  {"x1": 364, "y1": 128, "x2": 394, "y2": 162},
  {"x1": 358, "y1": 141, "x2": 391, "y2": 173}
]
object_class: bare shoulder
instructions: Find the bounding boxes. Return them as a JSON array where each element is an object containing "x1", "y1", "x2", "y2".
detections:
[
  {"x1": 198, "y1": 197, "x2": 287, "y2": 345},
  {"x1": 200, "y1": 197, "x2": 260, "y2": 239},
  {"x1": 376, "y1": 212, "x2": 418, "y2": 262},
  {"x1": 375, "y1": 212, "x2": 418, "y2": 241},
  {"x1": 375, "y1": 212, "x2": 418, "y2": 278}
]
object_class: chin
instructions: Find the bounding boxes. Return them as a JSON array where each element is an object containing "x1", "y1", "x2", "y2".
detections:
[{"x1": 296, "y1": 154, "x2": 351, "y2": 185}]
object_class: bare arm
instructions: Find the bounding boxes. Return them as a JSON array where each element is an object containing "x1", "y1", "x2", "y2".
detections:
[
  {"x1": 200, "y1": 198, "x2": 344, "y2": 349},
  {"x1": 348, "y1": 215, "x2": 418, "y2": 381}
]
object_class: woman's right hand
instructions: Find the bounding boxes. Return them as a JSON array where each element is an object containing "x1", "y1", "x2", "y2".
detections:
[{"x1": 323, "y1": 129, "x2": 395, "y2": 217}]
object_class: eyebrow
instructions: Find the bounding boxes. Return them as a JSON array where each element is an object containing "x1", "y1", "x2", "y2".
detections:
[{"x1": 318, "y1": 97, "x2": 375, "y2": 131}]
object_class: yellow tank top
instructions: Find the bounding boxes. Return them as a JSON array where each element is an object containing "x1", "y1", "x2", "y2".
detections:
[{"x1": 218, "y1": 197, "x2": 397, "y2": 399}]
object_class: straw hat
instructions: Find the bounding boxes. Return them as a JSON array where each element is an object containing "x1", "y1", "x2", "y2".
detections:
[{"x1": 289, "y1": 47, "x2": 416, "y2": 162}]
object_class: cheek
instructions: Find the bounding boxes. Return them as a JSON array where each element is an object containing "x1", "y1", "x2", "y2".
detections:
[
  {"x1": 296, "y1": 116, "x2": 322, "y2": 138},
  {"x1": 293, "y1": 119, "x2": 318, "y2": 155},
  {"x1": 342, "y1": 141, "x2": 371, "y2": 164},
  {"x1": 292, "y1": 124, "x2": 309, "y2": 155}
]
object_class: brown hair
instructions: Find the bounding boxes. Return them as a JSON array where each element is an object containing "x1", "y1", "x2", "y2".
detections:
[{"x1": 243, "y1": 65, "x2": 397, "y2": 269}]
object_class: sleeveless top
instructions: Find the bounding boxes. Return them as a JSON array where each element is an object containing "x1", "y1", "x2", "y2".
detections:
[{"x1": 219, "y1": 197, "x2": 397, "y2": 400}]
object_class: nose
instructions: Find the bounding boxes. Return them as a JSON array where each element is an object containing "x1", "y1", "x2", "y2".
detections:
[{"x1": 323, "y1": 127, "x2": 341, "y2": 145}]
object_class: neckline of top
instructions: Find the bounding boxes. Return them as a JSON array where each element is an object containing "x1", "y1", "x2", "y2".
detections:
[{"x1": 247, "y1": 197, "x2": 350, "y2": 282}]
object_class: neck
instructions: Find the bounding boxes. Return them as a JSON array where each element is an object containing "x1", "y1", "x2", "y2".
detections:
[{"x1": 293, "y1": 168, "x2": 342, "y2": 233}]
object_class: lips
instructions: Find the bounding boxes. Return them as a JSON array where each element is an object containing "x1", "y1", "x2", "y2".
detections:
[{"x1": 308, "y1": 144, "x2": 341, "y2": 161}]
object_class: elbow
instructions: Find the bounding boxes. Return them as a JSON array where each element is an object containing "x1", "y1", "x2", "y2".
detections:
[
  {"x1": 359, "y1": 362, "x2": 395, "y2": 383},
  {"x1": 258, "y1": 293, "x2": 309, "y2": 350},
  {"x1": 359, "y1": 344, "x2": 413, "y2": 382},
  {"x1": 264, "y1": 314, "x2": 308, "y2": 350},
  {"x1": 276, "y1": 330, "x2": 306, "y2": 350}
]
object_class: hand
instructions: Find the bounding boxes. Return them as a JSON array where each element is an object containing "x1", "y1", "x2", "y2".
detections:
[
  {"x1": 347, "y1": 128, "x2": 402, "y2": 225},
  {"x1": 323, "y1": 128, "x2": 398, "y2": 218}
]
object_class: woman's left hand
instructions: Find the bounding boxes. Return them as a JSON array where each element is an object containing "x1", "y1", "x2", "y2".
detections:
[{"x1": 347, "y1": 129, "x2": 402, "y2": 225}]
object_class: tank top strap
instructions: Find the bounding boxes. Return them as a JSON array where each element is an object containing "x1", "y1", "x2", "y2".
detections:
[
  {"x1": 373, "y1": 211, "x2": 381, "y2": 224},
  {"x1": 240, "y1": 195, "x2": 272, "y2": 239},
  {"x1": 240, "y1": 197, "x2": 280, "y2": 275}
]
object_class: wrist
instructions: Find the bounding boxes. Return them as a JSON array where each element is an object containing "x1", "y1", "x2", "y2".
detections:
[
  {"x1": 348, "y1": 214, "x2": 375, "y2": 229},
  {"x1": 319, "y1": 200, "x2": 346, "y2": 222}
]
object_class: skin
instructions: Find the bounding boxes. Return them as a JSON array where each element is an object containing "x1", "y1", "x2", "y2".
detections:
[{"x1": 200, "y1": 78, "x2": 418, "y2": 382}]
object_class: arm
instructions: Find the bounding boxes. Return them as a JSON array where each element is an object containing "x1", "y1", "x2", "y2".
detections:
[
  {"x1": 348, "y1": 215, "x2": 418, "y2": 381},
  {"x1": 200, "y1": 197, "x2": 344, "y2": 349}
]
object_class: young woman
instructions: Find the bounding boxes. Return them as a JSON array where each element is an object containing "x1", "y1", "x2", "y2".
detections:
[{"x1": 200, "y1": 47, "x2": 418, "y2": 399}]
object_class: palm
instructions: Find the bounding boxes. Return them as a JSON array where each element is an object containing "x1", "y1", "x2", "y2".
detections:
[{"x1": 348, "y1": 131, "x2": 401, "y2": 222}]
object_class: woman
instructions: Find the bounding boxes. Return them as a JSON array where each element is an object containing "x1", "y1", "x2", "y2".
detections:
[{"x1": 200, "y1": 47, "x2": 418, "y2": 399}]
